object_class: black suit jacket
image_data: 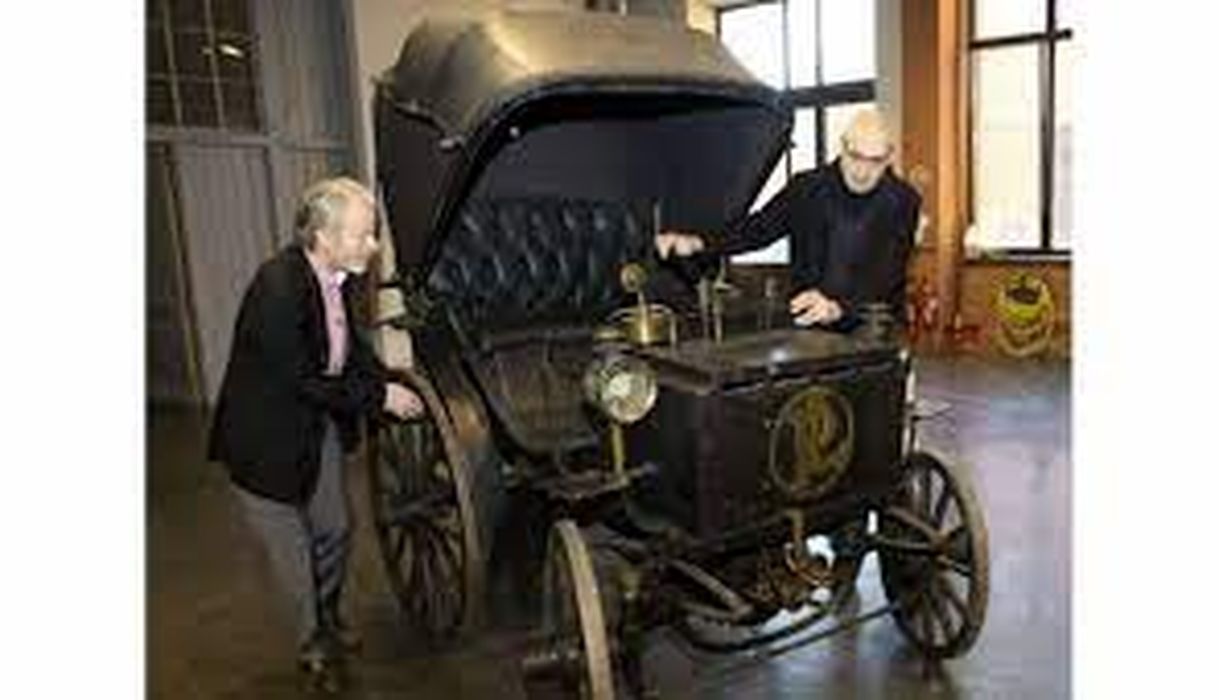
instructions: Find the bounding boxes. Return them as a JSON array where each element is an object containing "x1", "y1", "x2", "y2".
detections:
[{"x1": 207, "y1": 245, "x2": 388, "y2": 504}]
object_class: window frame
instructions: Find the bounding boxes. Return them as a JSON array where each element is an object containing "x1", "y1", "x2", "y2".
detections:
[
  {"x1": 967, "y1": 0, "x2": 1074, "y2": 256},
  {"x1": 147, "y1": 0, "x2": 263, "y2": 132},
  {"x1": 715, "y1": 0, "x2": 878, "y2": 264},
  {"x1": 716, "y1": 0, "x2": 877, "y2": 175}
]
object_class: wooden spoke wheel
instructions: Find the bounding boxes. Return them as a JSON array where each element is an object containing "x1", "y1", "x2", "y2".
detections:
[
  {"x1": 878, "y1": 451, "x2": 989, "y2": 659},
  {"x1": 540, "y1": 520, "x2": 617, "y2": 700},
  {"x1": 367, "y1": 368, "x2": 484, "y2": 640}
]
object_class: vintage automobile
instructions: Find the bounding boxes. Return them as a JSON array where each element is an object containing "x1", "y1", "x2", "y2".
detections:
[{"x1": 368, "y1": 10, "x2": 989, "y2": 699}]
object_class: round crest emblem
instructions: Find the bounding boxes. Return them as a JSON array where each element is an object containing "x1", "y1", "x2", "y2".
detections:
[{"x1": 767, "y1": 385, "x2": 855, "y2": 500}]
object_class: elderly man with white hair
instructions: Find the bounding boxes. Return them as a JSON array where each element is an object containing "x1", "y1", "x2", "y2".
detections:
[
  {"x1": 657, "y1": 108, "x2": 921, "y2": 329},
  {"x1": 208, "y1": 176, "x2": 423, "y2": 691}
]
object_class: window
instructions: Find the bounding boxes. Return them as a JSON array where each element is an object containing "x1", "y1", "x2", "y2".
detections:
[
  {"x1": 147, "y1": 0, "x2": 262, "y2": 131},
  {"x1": 968, "y1": 0, "x2": 1074, "y2": 253},
  {"x1": 717, "y1": 0, "x2": 878, "y2": 263}
]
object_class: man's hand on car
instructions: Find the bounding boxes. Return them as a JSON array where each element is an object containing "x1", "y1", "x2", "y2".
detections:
[
  {"x1": 790, "y1": 288, "x2": 844, "y2": 327},
  {"x1": 384, "y1": 383, "x2": 425, "y2": 420},
  {"x1": 654, "y1": 231, "x2": 706, "y2": 260}
]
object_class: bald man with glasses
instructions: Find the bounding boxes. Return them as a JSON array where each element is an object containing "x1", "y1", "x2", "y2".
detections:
[{"x1": 657, "y1": 108, "x2": 920, "y2": 330}]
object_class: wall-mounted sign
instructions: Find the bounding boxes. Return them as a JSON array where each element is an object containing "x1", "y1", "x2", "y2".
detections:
[{"x1": 994, "y1": 272, "x2": 1055, "y2": 357}]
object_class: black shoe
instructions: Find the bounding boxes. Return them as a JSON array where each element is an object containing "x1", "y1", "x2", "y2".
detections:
[
  {"x1": 298, "y1": 638, "x2": 346, "y2": 695},
  {"x1": 299, "y1": 657, "x2": 345, "y2": 695}
]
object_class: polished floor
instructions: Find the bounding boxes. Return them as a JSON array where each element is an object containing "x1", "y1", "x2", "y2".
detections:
[{"x1": 148, "y1": 355, "x2": 1070, "y2": 699}]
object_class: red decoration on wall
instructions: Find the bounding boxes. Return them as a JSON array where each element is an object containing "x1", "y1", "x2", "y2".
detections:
[
  {"x1": 949, "y1": 312, "x2": 982, "y2": 352},
  {"x1": 906, "y1": 276, "x2": 981, "y2": 353},
  {"x1": 906, "y1": 277, "x2": 939, "y2": 346}
]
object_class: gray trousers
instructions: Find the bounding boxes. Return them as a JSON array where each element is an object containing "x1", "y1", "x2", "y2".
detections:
[{"x1": 234, "y1": 420, "x2": 351, "y2": 649}]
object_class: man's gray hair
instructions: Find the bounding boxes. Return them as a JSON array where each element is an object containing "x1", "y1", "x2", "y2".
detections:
[{"x1": 293, "y1": 176, "x2": 375, "y2": 249}]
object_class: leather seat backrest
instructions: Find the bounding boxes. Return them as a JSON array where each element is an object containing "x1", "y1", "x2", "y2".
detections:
[{"x1": 427, "y1": 197, "x2": 652, "y2": 332}]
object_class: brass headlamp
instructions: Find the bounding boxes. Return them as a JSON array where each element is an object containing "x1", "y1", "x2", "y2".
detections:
[
  {"x1": 583, "y1": 351, "x2": 658, "y2": 483},
  {"x1": 582, "y1": 352, "x2": 658, "y2": 425}
]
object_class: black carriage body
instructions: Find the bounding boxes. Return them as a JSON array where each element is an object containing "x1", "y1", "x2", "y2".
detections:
[
  {"x1": 372, "y1": 9, "x2": 919, "y2": 530},
  {"x1": 628, "y1": 329, "x2": 909, "y2": 542},
  {"x1": 371, "y1": 12, "x2": 992, "y2": 678}
]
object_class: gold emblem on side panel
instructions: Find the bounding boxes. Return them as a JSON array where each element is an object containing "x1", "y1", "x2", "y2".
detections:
[{"x1": 767, "y1": 386, "x2": 855, "y2": 500}]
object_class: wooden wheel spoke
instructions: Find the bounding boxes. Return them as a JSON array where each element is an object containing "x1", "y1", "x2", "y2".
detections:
[
  {"x1": 919, "y1": 463, "x2": 933, "y2": 519},
  {"x1": 931, "y1": 481, "x2": 953, "y2": 528},
  {"x1": 417, "y1": 421, "x2": 435, "y2": 461},
  {"x1": 945, "y1": 524, "x2": 969, "y2": 555},
  {"x1": 882, "y1": 505, "x2": 941, "y2": 542},
  {"x1": 406, "y1": 422, "x2": 422, "y2": 464},
  {"x1": 437, "y1": 514, "x2": 464, "y2": 558},
  {"x1": 407, "y1": 530, "x2": 431, "y2": 613},
  {"x1": 375, "y1": 439, "x2": 403, "y2": 491},
  {"x1": 935, "y1": 553, "x2": 973, "y2": 578},
  {"x1": 405, "y1": 428, "x2": 430, "y2": 496},
  {"x1": 926, "y1": 580, "x2": 957, "y2": 643},
  {"x1": 431, "y1": 521, "x2": 463, "y2": 584},
  {"x1": 934, "y1": 573, "x2": 969, "y2": 621},
  {"x1": 419, "y1": 523, "x2": 448, "y2": 576},
  {"x1": 424, "y1": 536, "x2": 458, "y2": 631},
  {"x1": 421, "y1": 527, "x2": 460, "y2": 630},
  {"x1": 390, "y1": 528, "x2": 408, "y2": 566},
  {"x1": 379, "y1": 488, "x2": 455, "y2": 529},
  {"x1": 380, "y1": 427, "x2": 429, "y2": 498}
]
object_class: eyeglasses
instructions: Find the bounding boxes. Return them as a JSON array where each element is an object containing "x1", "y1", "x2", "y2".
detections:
[{"x1": 843, "y1": 146, "x2": 891, "y2": 166}]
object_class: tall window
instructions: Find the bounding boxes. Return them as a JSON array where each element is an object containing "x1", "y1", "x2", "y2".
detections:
[
  {"x1": 969, "y1": 0, "x2": 1074, "y2": 253},
  {"x1": 147, "y1": 0, "x2": 262, "y2": 131},
  {"x1": 717, "y1": 0, "x2": 878, "y2": 263}
]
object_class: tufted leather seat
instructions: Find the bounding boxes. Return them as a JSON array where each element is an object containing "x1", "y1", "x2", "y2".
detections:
[
  {"x1": 424, "y1": 197, "x2": 655, "y2": 454},
  {"x1": 427, "y1": 197, "x2": 653, "y2": 335}
]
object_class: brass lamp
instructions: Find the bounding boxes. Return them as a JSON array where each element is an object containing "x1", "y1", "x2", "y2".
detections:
[{"x1": 582, "y1": 352, "x2": 658, "y2": 480}]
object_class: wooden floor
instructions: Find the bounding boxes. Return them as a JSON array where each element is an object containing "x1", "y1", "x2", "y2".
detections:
[{"x1": 147, "y1": 355, "x2": 1070, "y2": 699}]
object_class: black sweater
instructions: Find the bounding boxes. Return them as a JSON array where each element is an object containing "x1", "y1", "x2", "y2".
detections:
[{"x1": 710, "y1": 161, "x2": 921, "y2": 321}]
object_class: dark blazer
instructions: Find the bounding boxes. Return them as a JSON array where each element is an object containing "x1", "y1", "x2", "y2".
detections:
[
  {"x1": 207, "y1": 244, "x2": 388, "y2": 505},
  {"x1": 710, "y1": 162, "x2": 921, "y2": 322}
]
